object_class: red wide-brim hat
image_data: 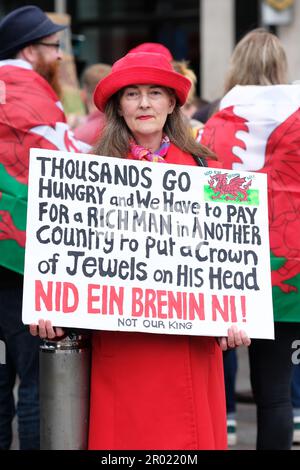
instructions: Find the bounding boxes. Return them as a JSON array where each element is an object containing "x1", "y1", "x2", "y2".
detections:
[{"x1": 94, "y1": 52, "x2": 191, "y2": 112}]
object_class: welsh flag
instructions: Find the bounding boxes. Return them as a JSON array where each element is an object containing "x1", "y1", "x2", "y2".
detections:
[
  {"x1": 0, "y1": 65, "x2": 89, "y2": 274},
  {"x1": 200, "y1": 84, "x2": 300, "y2": 322}
]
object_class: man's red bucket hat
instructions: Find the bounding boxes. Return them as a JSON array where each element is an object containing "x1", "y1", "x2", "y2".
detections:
[{"x1": 93, "y1": 52, "x2": 191, "y2": 112}]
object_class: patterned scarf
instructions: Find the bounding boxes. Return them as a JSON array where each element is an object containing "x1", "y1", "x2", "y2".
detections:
[{"x1": 128, "y1": 135, "x2": 170, "y2": 163}]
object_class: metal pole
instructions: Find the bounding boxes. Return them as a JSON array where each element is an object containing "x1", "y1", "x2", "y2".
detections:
[{"x1": 40, "y1": 333, "x2": 91, "y2": 450}]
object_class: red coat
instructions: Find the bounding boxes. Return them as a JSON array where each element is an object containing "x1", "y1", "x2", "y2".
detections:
[{"x1": 88, "y1": 144, "x2": 227, "y2": 450}]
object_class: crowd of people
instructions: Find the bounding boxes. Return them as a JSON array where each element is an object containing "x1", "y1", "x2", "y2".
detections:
[{"x1": 0, "y1": 4, "x2": 299, "y2": 451}]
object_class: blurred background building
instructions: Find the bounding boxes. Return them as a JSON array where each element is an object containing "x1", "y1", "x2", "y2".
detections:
[{"x1": 0, "y1": 0, "x2": 299, "y2": 101}]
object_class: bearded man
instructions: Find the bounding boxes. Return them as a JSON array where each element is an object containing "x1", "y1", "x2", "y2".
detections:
[{"x1": 0, "y1": 5, "x2": 88, "y2": 449}]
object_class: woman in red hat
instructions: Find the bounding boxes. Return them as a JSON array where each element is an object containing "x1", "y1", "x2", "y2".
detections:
[{"x1": 31, "y1": 52, "x2": 250, "y2": 450}]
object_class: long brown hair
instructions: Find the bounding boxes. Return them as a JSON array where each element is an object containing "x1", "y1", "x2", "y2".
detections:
[
  {"x1": 92, "y1": 89, "x2": 216, "y2": 160},
  {"x1": 224, "y1": 28, "x2": 288, "y2": 93}
]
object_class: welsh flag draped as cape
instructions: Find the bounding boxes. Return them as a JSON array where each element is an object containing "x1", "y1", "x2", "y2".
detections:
[
  {"x1": 0, "y1": 64, "x2": 89, "y2": 274},
  {"x1": 200, "y1": 84, "x2": 300, "y2": 322}
]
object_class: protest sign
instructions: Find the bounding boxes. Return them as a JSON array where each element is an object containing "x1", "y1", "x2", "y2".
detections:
[{"x1": 22, "y1": 148, "x2": 274, "y2": 338}]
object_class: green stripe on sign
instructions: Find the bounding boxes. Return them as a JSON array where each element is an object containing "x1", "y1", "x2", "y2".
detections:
[{"x1": 204, "y1": 186, "x2": 259, "y2": 205}]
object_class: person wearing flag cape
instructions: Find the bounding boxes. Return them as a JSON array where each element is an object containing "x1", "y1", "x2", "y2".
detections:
[
  {"x1": 200, "y1": 28, "x2": 300, "y2": 450},
  {"x1": 0, "y1": 6, "x2": 88, "y2": 449}
]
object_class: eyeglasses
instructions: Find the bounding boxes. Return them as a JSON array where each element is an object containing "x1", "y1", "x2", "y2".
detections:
[{"x1": 34, "y1": 42, "x2": 61, "y2": 52}]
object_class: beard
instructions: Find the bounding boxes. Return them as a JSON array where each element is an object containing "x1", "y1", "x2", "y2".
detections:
[{"x1": 34, "y1": 53, "x2": 62, "y2": 99}]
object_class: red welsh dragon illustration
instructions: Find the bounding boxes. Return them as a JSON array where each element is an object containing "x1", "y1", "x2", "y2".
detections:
[
  {"x1": 201, "y1": 104, "x2": 300, "y2": 293},
  {"x1": 208, "y1": 173, "x2": 252, "y2": 201}
]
